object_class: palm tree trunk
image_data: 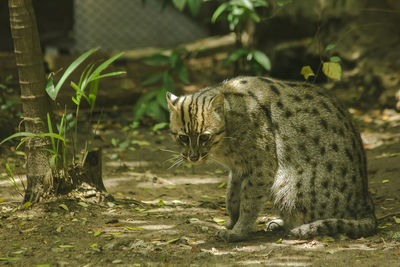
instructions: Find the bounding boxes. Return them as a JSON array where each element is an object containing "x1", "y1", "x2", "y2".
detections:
[{"x1": 8, "y1": 0, "x2": 53, "y2": 203}]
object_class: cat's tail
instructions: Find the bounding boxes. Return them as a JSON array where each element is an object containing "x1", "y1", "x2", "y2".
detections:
[{"x1": 289, "y1": 216, "x2": 377, "y2": 239}]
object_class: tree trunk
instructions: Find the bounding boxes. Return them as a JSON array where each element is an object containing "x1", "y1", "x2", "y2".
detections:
[{"x1": 8, "y1": 0, "x2": 53, "y2": 203}]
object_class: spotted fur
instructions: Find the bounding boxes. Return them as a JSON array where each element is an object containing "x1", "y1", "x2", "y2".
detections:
[{"x1": 166, "y1": 76, "x2": 376, "y2": 242}]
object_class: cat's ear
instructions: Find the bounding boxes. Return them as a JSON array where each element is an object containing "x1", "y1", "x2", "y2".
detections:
[
  {"x1": 210, "y1": 94, "x2": 224, "y2": 115},
  {"x1": 166, "y1": 92, "x2": 178, "y2": 112}
]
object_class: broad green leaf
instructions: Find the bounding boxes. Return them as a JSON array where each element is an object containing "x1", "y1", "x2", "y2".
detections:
[
  {"x1": 300, "y1": 65, "x2": 315, "y2": 80},
  {"x1": 248, "y1": 11, "x2": 261, "y2": 22},
  {"x1": 382, "y1": 179, "x2": 389, "y2": 183},
  {"x1": 152, "y1": 122, "x2": 169, "y2": 132},
  {"x1": 330, "y1": 56, "x2": 341, "y2": 63},
  {"x1": 253, "y1": 50, "x2": 271, "y2": 71},
  {"x1": 188, "y1": 0, "x2": 202, "y2": 16},
  {"x1": 322, "y1": 62, "x2": 341, "y2": 80},
  {"x1": 156, "y1": 88, "x2": 168, "y2": 110},
  {"x1": 48, "y1": 48, "x2": 98, "y2": 100},
  {"x1": 325, "y1": 43, "x2": 336, "y2": 51},
  {"x1": 393, "y1": 216, "x2": 400, "y2": 224},
  {"x1": 142, "y1": 73, "x2": 163, "y2": 86},
  {"x1": 276, "y1": 0, "x2": 292, "y2": 7},
  {"x1": 0, "y1": 132, "x2": 38, "y2": 145},
  {"x1": 93, "y1": 231, "x2": 102, "y2": 237},
  {"x1": 172, "y1": 0, "x2": 186, "y2": 11},
  {"x1": 146, "y1": 101, "x2": 168, "y2": 122},
  {"x1": 143, "y1": 54, "x2": 170, "y2": 66},
  {"x1": 238, "y1": 0, "x2": 254, "y2": 10},
  {"x1": 211, "y1": 3, "x2": 228, "y2": 23},
  {"x1": 176, "y1": 61, "x2": 189, "y2": 84},
  {"x1": 163, "y1": 73, "x2": 174, "y2": 92},
  {"x1": 224, "y1": 49, "x2": 249, "y2": 64},
  {"x1": 133, "y1": 90, "x2": 158, "y2": 122},
  {"x1": 169, "y1": 52, "x2": 179, "y2": 68}
]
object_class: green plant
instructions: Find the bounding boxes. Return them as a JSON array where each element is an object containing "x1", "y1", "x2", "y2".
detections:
[
  {"x1": 2, "y1": 49, "x2": 125, "y2": 174},
  {"x1": 0, "y1": 75, "x2": 20, "y2": 113},
  {"x1": 133, "y1": 49, "x2": 189, "y2": 123},
  {"x1": 301, "y1": 43, "x2": 342, "y2": 81},
  {"x1": 5, "y1": 162, "x2": 24, "y2": 197},
  {"x1": 211, "y1": 0, "x2": 272, "y2": 75}
]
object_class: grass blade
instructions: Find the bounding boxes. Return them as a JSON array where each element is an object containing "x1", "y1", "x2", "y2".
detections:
[{"x1": 47, "y1": 48, "x2": 98, "y2": 100}]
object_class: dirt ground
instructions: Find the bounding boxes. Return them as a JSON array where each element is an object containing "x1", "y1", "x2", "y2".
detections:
[{"x1": 0, "y1": 105, "x2": 400, "y2": 267}]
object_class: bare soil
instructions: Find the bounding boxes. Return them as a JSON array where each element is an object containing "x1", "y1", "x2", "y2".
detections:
[{"x1": 0, "y1": 106, "x2": 400, "y2": 267}]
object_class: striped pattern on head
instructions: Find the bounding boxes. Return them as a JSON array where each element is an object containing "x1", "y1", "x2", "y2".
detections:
[{"x1": 166, "y1": 91, "x2": 226, "y2": 163}]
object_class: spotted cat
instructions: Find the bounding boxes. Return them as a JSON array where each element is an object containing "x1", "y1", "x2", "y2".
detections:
[{"x1": 166, "y1": 76, "x2": 376, "y2": 242}]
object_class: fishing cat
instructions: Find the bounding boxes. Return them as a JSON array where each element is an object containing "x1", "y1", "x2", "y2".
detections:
[{"x1": 166, "y1": 76, "x2": 376, "y2": 242}]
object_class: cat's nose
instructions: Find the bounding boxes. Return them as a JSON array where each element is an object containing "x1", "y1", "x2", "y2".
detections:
[{"x1": 189, "y1": 154, "x2": 199, "y2": 162}]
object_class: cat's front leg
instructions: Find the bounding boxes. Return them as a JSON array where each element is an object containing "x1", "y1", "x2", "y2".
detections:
[
  {"x1": 218, "y1": 177, "x2": 269, "y2": 242},
  {"x1": 224, "y1": 171, "x2": 242, "y2": 229}
]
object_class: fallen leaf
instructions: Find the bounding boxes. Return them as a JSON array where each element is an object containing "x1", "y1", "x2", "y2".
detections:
[
  {"x1": 22, "y1": 201, "x2": 31, "y2": 209},
  {"x1": 327, "y1": 250, "x2": 335, "y2": 254},
  {"x1": 125, "y1": 227, "x2": 144, "y2": 231},
  {"x1": 157, "y1": 200, "x2": 166, "y2": 206},
  {"x1": 166, "y1": 238, "x2": 180, "y2": 244},
  {"x1": 382, "y1": 180, "x2": 390, "y2": 184},
  {"x1": 218, "y1": 181, "x2": 226, "y2": 188},
  {"x1": 275, "y1": 238, "x2": 283, "y2": 244},
  {"x1": 58, "y1": 244, "x2": 74, "y2": 248},
  {"x1": 78, "y1": 202, "x2": 88, "y2": 208},
  {"x1": 0, "y1": 198, "x2": 7, "y2": 202},
  {"x1": 90, "y1": 243, "x2": 98, "y2": 248},
  {"x1": 393, "y1": 216, "x2": 400, "y2": 224},
  {"x1": 0, "y1": 257, "x2": 21, "y2": 262},
  {"x1": 94, "y1": 231, "x2": 102, "y2": 237},
  {"x1": 212, "y1": 217, "x2": 226, "y2": 225},
  {"x1": 59, "y1": 204, "x2": 69, "y2": 211}
]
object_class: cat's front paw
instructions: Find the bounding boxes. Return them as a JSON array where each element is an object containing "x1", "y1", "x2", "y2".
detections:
[
  {"x1": 217, "y1": 229, "x2": 248, "y2": 242},
  {"x1": 265, "y1": 218, "x2": 284, "y2": 231}
]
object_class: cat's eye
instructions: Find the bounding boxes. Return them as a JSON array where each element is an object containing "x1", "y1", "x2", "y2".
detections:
[
  {"x1": 199, "y1": 134, "x2": 211, "y2": 143},
  {"x1": 178, "y1": 134, "x2": 189, "y2": 144}
]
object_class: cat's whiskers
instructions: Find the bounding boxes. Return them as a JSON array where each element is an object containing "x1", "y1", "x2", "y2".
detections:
[
  {"x1": 159, "y1": 148, "x2": 180, "y2": 154},
  {"x1": 168, "y1": 158, "x2": 184, "y2": 169},
  {"x1": 163, "y1": 154, "x2": 181, "y2": 164}
]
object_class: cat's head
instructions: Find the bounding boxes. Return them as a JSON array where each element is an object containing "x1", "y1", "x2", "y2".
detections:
[{"x1": 166, "y1": 92, "x2": 226, "y2": 164}]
